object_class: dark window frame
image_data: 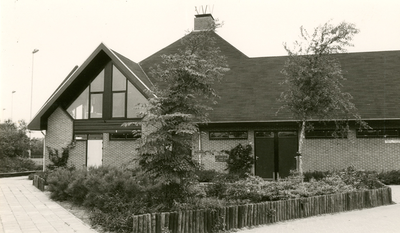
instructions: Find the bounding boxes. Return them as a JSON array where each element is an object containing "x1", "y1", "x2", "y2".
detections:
[
  {"x1": 209, "y1": 131, "x2": 248, "y2": 140},
  {"x1": 356, "y1": 128, "x2": 400, "y2": 138},
  {"x1": 109, "y1": 131, "x2": 141, "y2": 141},
  {"x1": 111, "y1": 65, "x2": 128, "y2": 119},
  {"x1": 305, "y1": 130, "x2": 348, "y2": 139}
]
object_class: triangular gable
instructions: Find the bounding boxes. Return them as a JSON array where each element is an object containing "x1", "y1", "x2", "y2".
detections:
[{"x1": 29, "y1": 43, "x2": 153, "y2": 130}]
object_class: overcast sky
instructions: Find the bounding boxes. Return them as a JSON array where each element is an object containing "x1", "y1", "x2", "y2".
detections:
[{"x1": 1, "y1": 0, "x2": 400, "y2": 129}]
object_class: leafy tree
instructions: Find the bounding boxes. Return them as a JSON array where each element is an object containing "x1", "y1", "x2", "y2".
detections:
[
  {"x1": 0, "y1": 120, "x2": 30, "y2": 158},
  {"x1": 125, "y1": 21, "x2": 229, "y2": 198},
  {"x1": 30, "y1": 137, "x2": 44, "y2": 157},
  {"x1": 279, "y1": 22, "x2": 366, "y2": 175}
]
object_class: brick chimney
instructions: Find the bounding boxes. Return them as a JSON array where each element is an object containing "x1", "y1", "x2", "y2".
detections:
[{"x1": 194, "y1": 14, "x2": 214, "y2": 31}]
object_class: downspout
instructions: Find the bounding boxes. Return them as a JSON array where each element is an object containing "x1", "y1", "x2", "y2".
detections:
[
  {"x1": 198, "y1": 132, "x2": 202, "y2": 166},
  {"x1": 41, "y1": 130, "x2": 46, "y2": 172}
]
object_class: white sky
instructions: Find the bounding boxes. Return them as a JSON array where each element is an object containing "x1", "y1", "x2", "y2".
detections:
[{"x1": 1, "y1": 0, "x2": 400, "y2": 130}]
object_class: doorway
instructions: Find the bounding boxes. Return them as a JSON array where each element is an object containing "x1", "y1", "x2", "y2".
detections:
[
  {"x1": 255, "y1": 131, "x2": 297, "y2": 179},
  {"x1": 87, "y1": 134, "x2": 103, "y2": 167}
]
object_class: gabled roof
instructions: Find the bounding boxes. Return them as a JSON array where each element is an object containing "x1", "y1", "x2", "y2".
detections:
[
  {"x1": 30, "y1": 32, "x2": 400, "y2": 131},
  {"x1": 140, "y1": 32, "x2": 400, "y2": 123},
  {"x1": 28, "y1": 43, "x2": 154, "y2": 130}
]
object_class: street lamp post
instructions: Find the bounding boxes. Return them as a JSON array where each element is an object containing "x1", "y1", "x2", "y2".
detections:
[
  {"x1": 29, "y1": 49, "x2": 39, "y2": 159},
  {"x1": 30, "y1": 49, "x2": 39, "y2": 122},
  {"x1": 11, "y1": 91, "x2": 16, "y2": 121}
]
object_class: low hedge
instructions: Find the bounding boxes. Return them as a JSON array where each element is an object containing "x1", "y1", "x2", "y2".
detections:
[
  {"x1": 0, "y1": 156, "x2": 41, "y2": 173},
  {"x1": 304, "y1": 167, "x2": 400, "y2": 185}
]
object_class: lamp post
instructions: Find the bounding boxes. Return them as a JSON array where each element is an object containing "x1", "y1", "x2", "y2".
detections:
[
  {"x1": 11, "y1": 91, "x2": 16, "y2": 121},
  {"x1": 30, "y1": 49, "x2": 39, "y2": 122},
  {"x1": 29, "y1": 49, "x2": 39, "y2": 159}
]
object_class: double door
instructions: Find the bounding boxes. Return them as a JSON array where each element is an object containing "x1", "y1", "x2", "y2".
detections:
[{"x1": 255, "y1": 131, "x2": 297, "y2": 179}]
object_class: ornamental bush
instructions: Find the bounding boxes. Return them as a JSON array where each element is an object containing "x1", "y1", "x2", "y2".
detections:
[
  {"x1": 224, "y1": 144, "x2": 253, "y2": 177},
  {"x1": 46, "y1": 167, "x2": 77, "y2": 201},
  {"x1": 377, "y1": 170, "x2": 400, "y2": 185}
]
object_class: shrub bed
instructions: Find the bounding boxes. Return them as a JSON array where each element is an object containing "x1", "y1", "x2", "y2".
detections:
[{"x1": 44, "y1": 166, "x2": 384, "y2": 232}]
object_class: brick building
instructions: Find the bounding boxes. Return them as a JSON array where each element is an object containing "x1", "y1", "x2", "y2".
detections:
[{"x1": 28, "y1": 14, "x2": 400, "y2": 178}]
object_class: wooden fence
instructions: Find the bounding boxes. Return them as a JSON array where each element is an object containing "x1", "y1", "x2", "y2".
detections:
[
  {"x1": 132, "y1": 187, "x2": 392, "y2": 233},
  {"x1": 33, "y1": 175, "x2": 45, "y2": 191}
]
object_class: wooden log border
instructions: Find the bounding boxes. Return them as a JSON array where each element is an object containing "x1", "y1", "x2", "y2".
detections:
[
  {"x1": 133, "y1": 187, "x2": 392, "y2": 233},
  {"x1": 32, "y1": 175, "x2": 45, "y2": 191}
]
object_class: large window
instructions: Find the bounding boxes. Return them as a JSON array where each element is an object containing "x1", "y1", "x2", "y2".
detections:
[
  {"x1": 67, "y1": 87, "x2": 89, "y2": 119},
  {"x1": 356, "y1": 129, "x2": 399, "y2": 138},
  {"x1": 112, "y1": 66, "x2": 127, "y2": 118},
  {"x1": 89, "y1": 71, "x2": 104, "y2": 118},
  {"x1": 127, "y1": 82, "x2": 147, "y2": 118},
  {"x1": 66, "y1": 64, "x2": 147, "y2": 120}
]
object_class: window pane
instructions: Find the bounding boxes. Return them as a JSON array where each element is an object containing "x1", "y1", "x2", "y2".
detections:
[
  {"x1": 278, "y1": 131, "x2": 297, "y2": 138},
  {"x1": 112, "y1": 66, "x2": 126, "y2": 91},
  {"x1": 75, "y1": 134, "x2": 88, "y2": 140},
  {"x1": 110, "y1": 131, "x2": 141, "y2": 140},
  {"x1": 255, "y1": 131, "x2": 274, "y2": 138},
  {"x1": 67, "y1": 87, "x2": 89, "y2": 119},
  {"x1": 127, "y1": 82, "x2": 148, "y2": 118},
  {"x1": 113, "y1": 93, "x2": 126, "y2": 118},
  {"x1": 90, "y1": 70, "x2": 104, "y2": 92},
  {"x1": 90, "y1": 94, "x2": 103, "y2": 118},
  {"x1": 209, "y1": 131, "x2": 248, "y2": 140}
]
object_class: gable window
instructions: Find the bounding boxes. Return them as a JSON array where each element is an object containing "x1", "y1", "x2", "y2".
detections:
[
  {"x1": 127, "y1": 82, "x2": 147, "y2": 118},
  {"x1": 66, "y1": 63, "x2": 147, "y2": 120},
  {"x1": 356, "y1": 129, "x2": 399, "y2": 138},
  {"x1": 112, "y1": 66, "x2": 127, "y2": 118},
  {"x1": 89, "y1": 70, "x2": 104, "y2": 118},
  {"x1": 67, "y1": 87, "x2": 89, "y2": 119}
]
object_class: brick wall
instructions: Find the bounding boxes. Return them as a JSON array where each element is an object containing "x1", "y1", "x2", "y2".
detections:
[
  {"x1": 195, "y1": 128, "x2": 254, "y2": 172},
  {"x1": 102, "y1": 133, "x2": 140, "y2": 169},
  {"x1": 197, "y1": 126, "x2": 399, "y2": 174},
  {"x1": 45, "y1": 107, "x2": 142, "y2": 169},
  {"x1": 45, "y1": 109, "x2": 399, "y2": 172},
  {"x1": 303, "y1": 129, "x2": 400, "y2": 172},
  {"x1": 45, "y1": 107, "x2": 74, "y2": 168},
  {"x1": 69, "y1": 140, "x2": 86, "y2": 169}
]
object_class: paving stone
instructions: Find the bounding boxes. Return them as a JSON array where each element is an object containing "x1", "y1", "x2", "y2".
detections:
[{"x1": 0, "y1": 177, "x2": 99, "y2": 233}]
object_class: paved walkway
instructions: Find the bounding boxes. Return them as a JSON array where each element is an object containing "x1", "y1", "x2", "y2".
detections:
[
  {"x1": 239, "y1": 186, "x2": 400, "y2": 233},
  {"x1": 0, "y1": 176, "x2": 98, "y2": 233},
  {"x1": 1, "y1": 177, "x2": 399, "y2": 233}
]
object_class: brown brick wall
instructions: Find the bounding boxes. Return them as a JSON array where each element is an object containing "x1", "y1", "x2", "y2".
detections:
[
  {"x1": 194, "y1": 128, "x2": 254, "y2": 173},
  {"x1": 45, "y1": 107, "x2": 141, "y2": 169},
  {"x1": 69, "y1": 141, "x2": 86, "y2": 169},
  {"x1": 45, "y1": 107, "x2": 74, "y2": 168},
  {"x1": 197, "y1": 126, "x2": 400, "y2": 173},
  {"x1": 303, "y1": 129, "x2": 400, "y2": 172},
  {"x1": 102, "y1": 133, "x2": 140, "y2": 169},
  {"x1": 45, "y1": 109, "x2": 399, "y2": 172}
]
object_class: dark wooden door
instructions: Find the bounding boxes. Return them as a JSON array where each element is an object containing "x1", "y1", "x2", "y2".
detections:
[
  {"x1": 255, "y1": 131, "x2": 275, "y2": 179},
  {"x1": 277, "y1": 131, "x2": 298, "y2": 178},
  {"x1": 255, "y1": 131, "x2": 297, "y2": 179}
]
